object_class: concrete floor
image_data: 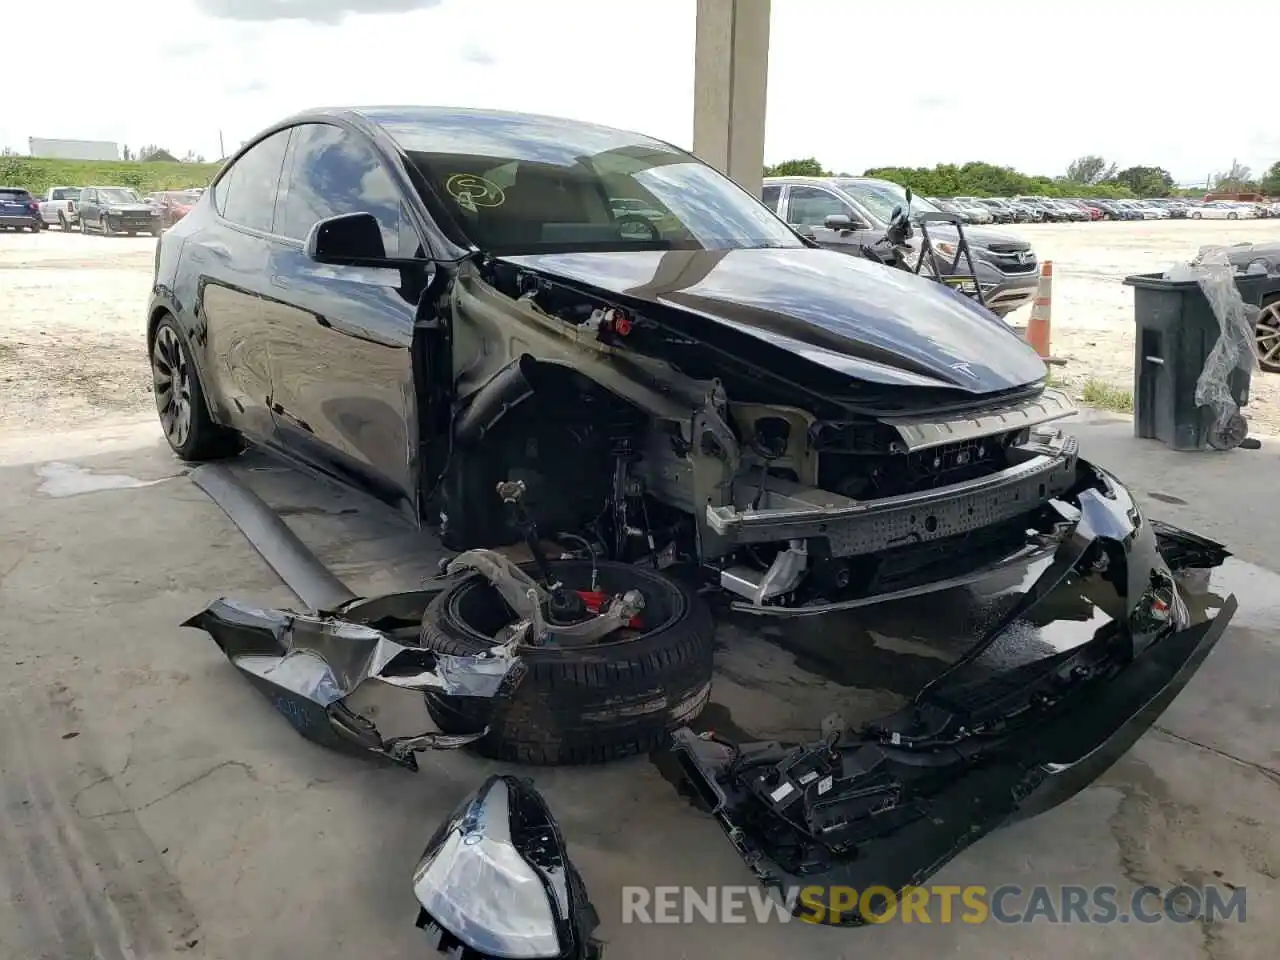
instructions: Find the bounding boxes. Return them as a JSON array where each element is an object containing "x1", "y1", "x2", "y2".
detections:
[{"x1": 1, "y1": 410, "x2": 1277, "y2": 960}]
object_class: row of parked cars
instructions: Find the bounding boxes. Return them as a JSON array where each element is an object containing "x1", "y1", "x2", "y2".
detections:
[
  {"x1": 932, "y1": 196, "x2": 1278, "y2": 224},
  {"x1": 0, "y1": 184, "x2": 204, "y2": 235}
]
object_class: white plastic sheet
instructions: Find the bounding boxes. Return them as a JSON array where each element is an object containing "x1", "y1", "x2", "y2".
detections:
[{"x1": 1163, "y1": 246, "x2": 1263, "y2": 437}]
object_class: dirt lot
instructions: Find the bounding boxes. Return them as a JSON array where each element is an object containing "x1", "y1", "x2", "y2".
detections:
[
  {"x1": 1017, "y1": 219, "x2": 1280, "y2": 431},
  {"x1": 1, "y1": 221, "x2": 1278, "y2": 436}
]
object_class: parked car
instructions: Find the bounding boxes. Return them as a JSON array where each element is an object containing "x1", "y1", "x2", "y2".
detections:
[
  {"x1": 970, "y1": 197, "x2": 1016, "y2": 223},
  {"x1": 148, "y1": 190, "x2": 203, "y2": 228},
  {"x1": 38, "y1": 186, "x2": 82, "y2": 230},
  {"x1": 1234, "y1": 243, "x2": 1280, "y2": 372},
  {"x1": 1013, "y1": 198, "x2": 1068, "y2": 222},
  {"x1": 764, "y1": 176, "x2": 1040, "y2": 316},
  {"x1": 1148, "y1": 198, "x2": 1189, "y2": 219},
  {"x1": 77, "y1": 186, "x2": 162, "y2": 236},
  {"x1": 1189, "y1": 201, "x2": 1245, "y2": 220},
  {"x1": 146, "y1": 105, "x2": 1238, "y2": 937},
  {"x1": 1065, "y1": 199, "x2": 1104, "y2": 221},
  {"x1": 1004, "y1": 199, "x2": 1039, "y2": 222},
  {"x1": 948, "y1": 197, "x2": 994, "y2": 224},
  {"x1": 1051, "y1": 199, "x2": 1090, "y2": 222},
  {"x1": 0, "y1": 187, "x2": 42, "y2": 231},
  {"x1": 929, "y1": 198, "x2": 975, "y2": 223}
]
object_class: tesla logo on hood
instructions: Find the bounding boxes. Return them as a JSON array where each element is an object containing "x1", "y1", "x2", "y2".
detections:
[{"x1": 950, "y1": 361, "x2": 979, "y2": 378}]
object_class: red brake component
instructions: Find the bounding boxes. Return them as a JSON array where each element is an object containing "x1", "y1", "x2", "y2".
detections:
[
  {"x1": 600, "y1": 307, "x2": 633, "y2": 338},
  {"x1": 575, "y1": 590, "x2": 644, "y2": 629}
]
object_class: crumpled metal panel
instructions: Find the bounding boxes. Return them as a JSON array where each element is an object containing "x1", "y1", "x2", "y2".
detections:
[{"x1": 185, "y1": 597, "x2": 525, "y2": 770}]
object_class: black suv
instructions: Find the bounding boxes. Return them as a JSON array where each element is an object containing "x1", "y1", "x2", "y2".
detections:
[
  {"x1": 77, "y1": 186, "x2": 162, "y2": 236},
  {"x1": 763, "y1": 176, "x2": 1040, "y2": 318},
  {"x1": 0, "y1": 187, "x2": 42, "y2": 231}
]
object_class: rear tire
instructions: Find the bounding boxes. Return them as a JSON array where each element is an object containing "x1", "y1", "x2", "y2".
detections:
[{"x1": 419, "y1": 560, "x2": 715, "y2": 765}]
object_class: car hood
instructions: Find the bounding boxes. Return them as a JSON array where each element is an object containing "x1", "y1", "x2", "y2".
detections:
[
  {"x1": 911, "y1": 221, "x2": 1032, "y2": 251},
  {"x1": 105, "y1": 203, "x2": 155, "y2": 214},
  {"x1": 499, "y1": 247, "x2": 1047, "y2": 394}
]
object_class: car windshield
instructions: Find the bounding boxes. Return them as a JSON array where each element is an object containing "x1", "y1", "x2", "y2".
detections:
[
  {"x1": 380, "y1": 110, "x2": 802, "y2": 254},
  {"x1": 99, "y1": 188, "x2": 140, "y2": 204},
  {"x1": 0, "y1": 189, "x2": 31, "y2": 200},
  {"x1": 835, "y1": 179, "x2": 943, "y2": 222}
]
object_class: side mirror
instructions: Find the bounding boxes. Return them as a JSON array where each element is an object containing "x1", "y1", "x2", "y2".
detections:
[
  {"x1": 305, "y1": 212, "x2": 387, "y2": 266},
  {"x1": 823, "y1": 213, "x2": 854, "y2": 231}
]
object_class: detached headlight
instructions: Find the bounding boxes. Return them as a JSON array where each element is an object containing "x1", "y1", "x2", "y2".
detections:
[{"x1": 414, "y1": 775, "x2": 600, "y2": 960}]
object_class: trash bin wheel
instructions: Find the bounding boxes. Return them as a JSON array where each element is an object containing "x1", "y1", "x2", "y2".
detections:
[{"x1": 419, "y1": 559, "x2": 715, "y2": 765}]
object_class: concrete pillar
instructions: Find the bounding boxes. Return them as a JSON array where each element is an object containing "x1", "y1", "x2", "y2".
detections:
[{"x1": 693, "y1": 0, "x2": 771, "y2": 198}]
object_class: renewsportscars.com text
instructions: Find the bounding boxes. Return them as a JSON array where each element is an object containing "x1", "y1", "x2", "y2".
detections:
[{"x1": 621, "y1": 883, "x2": 1247, "y2": 925}]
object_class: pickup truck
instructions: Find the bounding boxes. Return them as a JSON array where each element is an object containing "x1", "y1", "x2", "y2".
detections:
[
  {"x1": 38, "y1": 186, "x2": 83, "y2": 230},
  {"x1": 762, "y1": 176, "x2": 1041, "y2": 318}
]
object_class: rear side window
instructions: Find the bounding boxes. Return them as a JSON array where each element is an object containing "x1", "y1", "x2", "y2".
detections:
[
  {"x1": 216, "y1": 128, "x2": 291, "y2": 232},
  {"x1": 276, "y1": 122, "x2": 401, "y2": 255}
]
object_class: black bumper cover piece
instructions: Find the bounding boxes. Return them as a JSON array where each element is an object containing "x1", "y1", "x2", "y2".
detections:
[{"x1": 661, "y1": 465, "x2": 1238, "y2": 924}]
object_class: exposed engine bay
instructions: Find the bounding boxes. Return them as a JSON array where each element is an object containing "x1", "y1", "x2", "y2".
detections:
[{"x1": 437, "y1": 259, "x2": 1078, "y2": 613}]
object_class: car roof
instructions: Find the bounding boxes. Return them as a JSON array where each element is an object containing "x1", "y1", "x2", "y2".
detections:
[{"x1": 265, "y1": 104, "x2": 674, "y2": 154}]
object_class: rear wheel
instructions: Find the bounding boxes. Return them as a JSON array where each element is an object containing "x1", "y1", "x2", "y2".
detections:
[
  {"x1": 420, "y1": 559, "x2": 715, "y2": 765},
  {"x1": 150, "y1": 316, "x2": 240, "y2": 460},
  {"x1": 1228, "y1": 212, "x2": 1239, "y2": 220}
]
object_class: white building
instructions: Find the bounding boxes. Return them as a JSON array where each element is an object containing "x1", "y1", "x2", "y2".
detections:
[{"x1": 27, "y1": 138, "x2": 120, "y2": 161}]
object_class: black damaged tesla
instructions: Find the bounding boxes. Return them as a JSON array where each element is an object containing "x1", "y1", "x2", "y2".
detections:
[{"x1": 156, "y1": 107, "x2": 1236, "y2": 940}]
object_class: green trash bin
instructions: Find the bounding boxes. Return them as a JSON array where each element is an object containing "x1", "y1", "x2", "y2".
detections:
[{"x1": 1123, "y1": 270, "x2": 1264, "y2": 451}]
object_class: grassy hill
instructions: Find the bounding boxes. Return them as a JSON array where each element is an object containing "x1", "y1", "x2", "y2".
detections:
[{"x1": 0, "y1": 156, "x2": 222, "y2": 196}]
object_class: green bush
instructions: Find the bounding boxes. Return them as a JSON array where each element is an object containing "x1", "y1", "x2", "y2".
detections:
[
  {"x1": 0, "y1": 157, "x2": 221, "y2": 196},
  {"x1": 861, "y1": 162, "x2": 1136, "y2": 199}
]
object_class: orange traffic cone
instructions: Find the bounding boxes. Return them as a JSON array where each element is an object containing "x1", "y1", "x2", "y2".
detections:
[{"x1": 1025, "y1": 260, "x2": 1055, "y2": 360}]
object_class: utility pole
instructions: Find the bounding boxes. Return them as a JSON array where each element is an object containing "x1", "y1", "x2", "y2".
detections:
[{"x1": 218, "y1": 130, "x2": 225, "y2": 159}]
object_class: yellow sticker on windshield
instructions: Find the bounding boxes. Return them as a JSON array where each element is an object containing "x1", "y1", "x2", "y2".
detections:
[{"x1": 445, "y1": 174, "x2": 505, "y2": 212}]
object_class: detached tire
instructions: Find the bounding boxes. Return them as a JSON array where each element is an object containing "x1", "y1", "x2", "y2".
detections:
[{"x1": 420, "y1": 560, "x2": 715, "y2": 765}]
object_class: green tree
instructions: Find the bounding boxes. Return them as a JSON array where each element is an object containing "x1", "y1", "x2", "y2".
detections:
[
  {"x1": 1108, "y1": 165, "x2": 1174, "y2": 197},
  {"x1": 763, "y1": 157, "x2": 827, "y2": 177},
  {"x1": 861, "y1": 161, "x2": 1133, "y2": 199},
  {"x1": 1260, "y1": 161, "x2": 1280, "y2": 196},
  {"x1": 1065, "y1": 155, "x2": 1116, "y2": 185}
]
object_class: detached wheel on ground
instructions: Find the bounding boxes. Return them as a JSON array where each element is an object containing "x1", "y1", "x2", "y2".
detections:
[
  {"x1": 1257, "y1": 296, "x2": 1280, "y2": 373},
  {"x1": 419, "y1": 559, "x2": 715, "y2": 765},
  {"x1": 150, "y1": 315, "x2": 241, "y2": 460}
]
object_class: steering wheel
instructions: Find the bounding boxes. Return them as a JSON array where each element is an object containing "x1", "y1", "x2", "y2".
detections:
[{"x1": 615, "y1": 215, "x2": 661, "y2": 241}]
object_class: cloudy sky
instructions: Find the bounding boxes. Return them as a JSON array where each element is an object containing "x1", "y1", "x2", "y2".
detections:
[{"x1": 5, "y1": 0, "x2": 1277, "y2": 185}]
